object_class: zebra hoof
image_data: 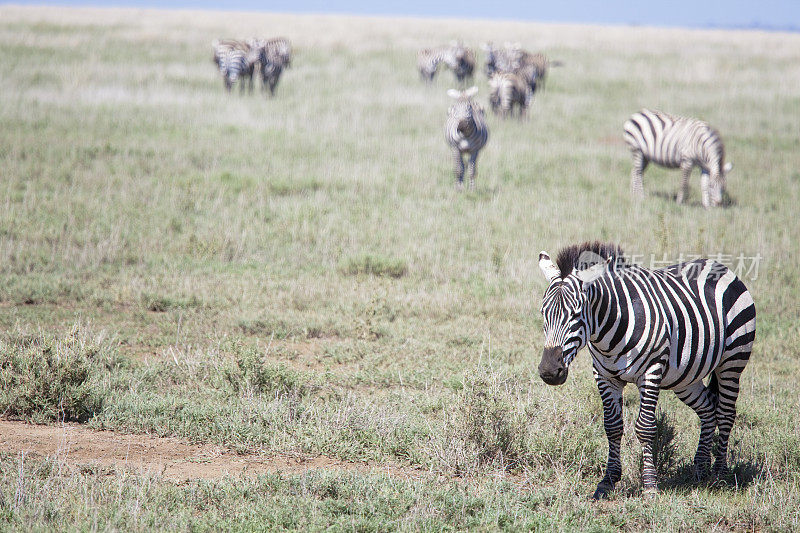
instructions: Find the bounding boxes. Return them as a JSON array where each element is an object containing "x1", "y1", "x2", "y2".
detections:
[
  {"x1": 642, "y1": 487, "x2": 659, "y2": 499},
  {"x1": 694, "y1": 461, "x2": 712, "y2": 482},
  {"x1": 592, "y1": 482, "x2": 614, "y2": 500}
]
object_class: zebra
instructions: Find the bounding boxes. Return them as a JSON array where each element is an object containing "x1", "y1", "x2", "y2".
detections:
[
  {"x1": 488, "y1": 72, "x2": 530, "y2": 118},
  {"x1": 418, "y1": 44, "x2": 474, "y2": 84},
  {"x1": 624, "y1": 109, "x2": 732, "y2": 208},
  {"x1": 537, "y1": 241, "x2": 756, "y2": 499},
  {"x1": 247, "y1": 37, "x2": 292, "y2": 96},
  {"x1": 445, "y1": 86, "x2": 489, "y2": 190},
  {"x1": 482, "y1": 42, "x2": 559, "y2": 92},
  {"x1": 216, "y1": 47, "x2": 249, "y2": 93},
  {"x1": 213, "y1": 39, "x2": 258, "y2": 93}
]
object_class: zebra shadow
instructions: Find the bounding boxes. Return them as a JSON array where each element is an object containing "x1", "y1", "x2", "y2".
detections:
[
  {"x1": 461, "y1": 185, "x2": 500, "y2": 200},
  {"x1": 658, "y1": 457, "x2": 763, "y2": 493},
  {"x1": 650, "y1": 190, "x2": 737, "y2": 208}
]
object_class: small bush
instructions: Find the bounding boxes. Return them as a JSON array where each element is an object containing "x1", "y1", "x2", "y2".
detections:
[
  {"x1": 426, "y1": 366, "x2": 528, "y2": 476},
  {"x1": 0, "y1": 324, "x2": 118, "y2": 423},
  {"x1": 341, "y1": 254, "x2": 408, "y2": 278},
  {"x1": 222, "y1": 350, "x2": 312, "y2": 398},
  {"x1": 141, "y1": 292, "x2": 202, "y2": 312}
]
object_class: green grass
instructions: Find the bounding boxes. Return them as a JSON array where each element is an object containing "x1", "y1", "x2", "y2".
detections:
[{"x1": 1, "y1": 5, "x2": 800, "y2": 531}]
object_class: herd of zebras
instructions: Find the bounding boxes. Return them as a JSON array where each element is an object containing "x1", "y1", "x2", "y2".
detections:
[
  {"x1": 208, "y1": 34, "x2": 753, "y2": 499},
  {"x1": 212, "y1": 37, "x2": 292, "y2": 96},
  {"x1": 430, "y1": 42, "x2": 731, "y2": 209},
  {"x1": 424, "y1": 41, "x2": 752, "y2": 499}
]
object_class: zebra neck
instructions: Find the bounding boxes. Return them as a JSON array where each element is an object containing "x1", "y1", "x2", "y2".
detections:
[{"x1": 585, "y1": 278, "x2": 627, "y2": 349}]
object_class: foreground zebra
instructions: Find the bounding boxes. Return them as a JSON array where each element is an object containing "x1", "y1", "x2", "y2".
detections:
[
  {"x1": 445, "y1": 86, "x2": 488, "y2": 190},
  {"x1": 488, "y1": 72, "x2": 530, "y2": 118},
  {"x1": 537, "y1": 242, "x2": 756, "y2": 498},
  {"x1": 624, "y1": 109, "x2": 732, "y2": 208},
  {"x1": 212, "y1": 39, "x2": 257, "y2": 93}
]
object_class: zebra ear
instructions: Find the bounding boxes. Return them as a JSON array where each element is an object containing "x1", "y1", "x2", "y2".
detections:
[
  {"x1": 465, "y1": 86, "x2": 478, "y2": 98},
  {"x1": 539, "y1": 251, "x2": 561, "y2": 282},
  {"x1": 447, "y1": 89, "x2": 461, "y2": 99},
  {"x1": 723, "y1": 162, "x2": 733, "y2": 173},
  {"x1": 575, "y1": 257, "x2": 612, "y2": 285}
]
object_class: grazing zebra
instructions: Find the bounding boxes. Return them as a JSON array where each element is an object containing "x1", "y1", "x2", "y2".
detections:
[
  {"x1": 537, "y1": 242, "x2": 756, "y2": 499},
  {"x1": 418, "y1": 44, "x2": 474, "y2": 84},
  {"x1": 246, "y1": 37, "x2": 292, "y2": 96},
  {"x1": 445, "y1": 86, "x2": 489, "y2": 190},
  {"x1": 488, "y1": 72, "x2": 530, "y2": 118},
  {"x1": 624, "y1": 109, "x2": 732, "y2": 208},
  {"x1": 482, "y1": 42, "x2": 559, "y2": 92},
  {"x1": 217, "y1": 47, "x2": 249, "y2": 93},
  {"x1": 451, "y1": 44, "x2": 476, "y2": 84}
]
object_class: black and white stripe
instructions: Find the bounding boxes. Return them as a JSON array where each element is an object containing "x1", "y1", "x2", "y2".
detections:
[
  {"x1": 624, "y1": 109, "x2": 732, "y2": 208},
  {"x1": 444, "y1": 86, "x2": 489, "y2": 190},
  {"x1": 216, "y1": 47, "x2": 249, "y2": 93},
  {"x1": 488, "y1": 72, "x2": 530, "y2": 118},
  {"x1": 537, "y1": 242, "x2": 756, "y2": 498},
  {"x1": 418, "y1": 44, "x2": 475, "y2": 84},
  {"x1": 246, "y1": 37, "x2": 292, "y2": 96}
]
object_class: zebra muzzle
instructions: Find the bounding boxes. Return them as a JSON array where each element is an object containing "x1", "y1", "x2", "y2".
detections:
[{"x1": 539, "y1": 346, "x2": 568, "y2": 386}]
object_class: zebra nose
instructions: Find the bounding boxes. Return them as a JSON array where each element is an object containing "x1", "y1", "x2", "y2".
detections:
[{"x1": 539, "y1": 347, "x2": 568, "y2": 385}]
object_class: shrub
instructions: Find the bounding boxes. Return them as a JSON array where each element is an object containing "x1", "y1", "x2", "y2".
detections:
[
  {"x1": 221, "y1": 349, "x2": 312, "y2": 398},
  {"x1": 340, "y1": 254, "x2": 408, "y2": 278},
  {"x1": 425, "y1": 366, "x2": 528, "y2": 476},
  {"x1": 0, "y1": 324, "x2": 118, "y2": 423}
]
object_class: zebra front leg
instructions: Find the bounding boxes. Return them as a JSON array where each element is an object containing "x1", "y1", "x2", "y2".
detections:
[
  {"x1": 630, "y1": 151, "x2": 647, "y2": 200},
  {"x1": 674, "y1": 381, "x2": 717, "y2": 481},
  {"x1": 700, "y1": 171, "x2": 711, "y2": 209},
  {"x1": 466, "y1": 152, "x2": 479, "y2": 191},
  {"x1": 592, "y1": 373, "x2": 624, "y2": 500},
  {"x1": 636, "y1": 364, "x2": 664, "y2": 495},
  {"x1": 452, "y1": 149, "x2": 465, "y2": 190},
  {"x1": 677, "y1": 161, "x2": 693, "y2": 204}
]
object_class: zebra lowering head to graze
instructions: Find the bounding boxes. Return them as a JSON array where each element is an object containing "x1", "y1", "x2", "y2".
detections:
[
  {"x1": 244, "y1": 37, "x2": 292, "y2": 96},
  {"x1": 445, "y1": 86, "x2": 488, "y2": 191},
  {"x1": 624, "y1": 109, "x2": 733, "y2": 208},
  {"x1": 418, "y1": 44, "x2": 474, "y2": 85},
  {"x1": 488, "y1": 72, "x2": 530, "y2": 118},
  {"x1": 216, "y1": 47, "x2": 249, "y2": 93},
  {"x1": 537, "y1": 242, "x2": 756, "y2": 499}
]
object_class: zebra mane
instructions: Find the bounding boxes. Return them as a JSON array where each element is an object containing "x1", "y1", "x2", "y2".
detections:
[{"x1": 555, "y1": 241, "x2": 624, "y2": 278}]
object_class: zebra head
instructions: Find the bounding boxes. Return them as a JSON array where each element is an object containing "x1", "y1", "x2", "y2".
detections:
[
  {"x1": 447, "y1": 87, "x2": 480, "y2": 135},
  {"x1": 537, "y1": 251, "x2": 611, "y2": 385},
  {"x1": 709, "y1": 161, "x2": 732, "y2": 207}
]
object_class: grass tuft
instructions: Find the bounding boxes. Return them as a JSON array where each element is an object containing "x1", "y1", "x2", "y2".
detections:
[{"x1": 340, "y1": 254, "x2": 408, "y2": 278}]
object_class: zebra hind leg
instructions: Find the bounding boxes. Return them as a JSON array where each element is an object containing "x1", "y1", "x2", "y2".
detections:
[
  {"x1": 630, "y1": 152, "x2": 647, "y2": 200},
  {"x1": 712, "y1": 363, "x2": 748, "y2": 478},
  {"x1": 674, "y1": 381, "x2": 717, "y2": 481},
  {"x1": 635, "y1": 379, "x2": 663, "y2": 495}
]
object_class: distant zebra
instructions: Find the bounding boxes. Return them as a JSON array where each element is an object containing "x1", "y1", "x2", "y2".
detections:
[
  {"x1": 537, "y1": 242, "x2": 756, "y2": 498},
  {"x1": 445, "y1": 86, "x2": 489, "y2": 190},
  {"x1": 418, "y1": 44, "x2": 474, "y2": 84},
  {"x1": 488, "y1": 72, "x2": 530, "y2": 118},
  {"x1": 216, "y1": 47, "x2": 249, "y2": 93},
  {"x1": 481, "y1": 42, "x2": 517, "y2": 78},
  {"x1": 624, "y1": 109, "x2": 732, "y2": 208},
  {"x1": 247, "y1": 37, "x2": 292, "y2": 96},
  {"x1": 482, "y1": 42, "x2": 559, "y2": 92},
  {"x1": 213, "y1": 39, "x2": 257, "y2": 93}
]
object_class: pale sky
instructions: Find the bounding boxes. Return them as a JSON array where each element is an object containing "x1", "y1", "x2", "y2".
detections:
[{"x1": 8, "y1": 0, "x2": 800, "y2": 30}]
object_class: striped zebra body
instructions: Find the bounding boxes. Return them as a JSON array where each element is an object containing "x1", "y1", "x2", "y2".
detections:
[
  {"x1": 537, "y1": 242, "x2": 756, "y2": 498},
  {"x1": 489, "y1": 72, "x2": 530, "y2": 118},
  {"x1": 418, "y1": 45, "x2": 474, "y2": 84},
  {"x1": 217, "y1": 47, "x2": 249, "y2": 93},
  {"x1": 445, "y1": 87, "x2": 489, "y2": 190},
  {"x1": 624, "y1": 109, "x2": 731, "y2": 208},
  {"x1": 213, "y1": 39, "x2": 257, "y2": 93},
  {"x1": 245, "y1": 37, "x2": 292, "y2": 96}
]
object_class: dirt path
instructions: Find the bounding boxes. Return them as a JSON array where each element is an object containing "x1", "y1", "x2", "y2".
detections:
[{"x1": 0, "y1": 420, "x2": 424, "y2": 482}]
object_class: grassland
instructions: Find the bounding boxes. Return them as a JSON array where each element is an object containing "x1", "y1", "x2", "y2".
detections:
[{"x1": 1, "y1": 5, "x2": 799, "y2": 531}]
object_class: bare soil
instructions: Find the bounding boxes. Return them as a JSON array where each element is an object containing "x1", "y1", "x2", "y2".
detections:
[{"x1": 0, "y1": 420, "x2": 423, "y2": 482}]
